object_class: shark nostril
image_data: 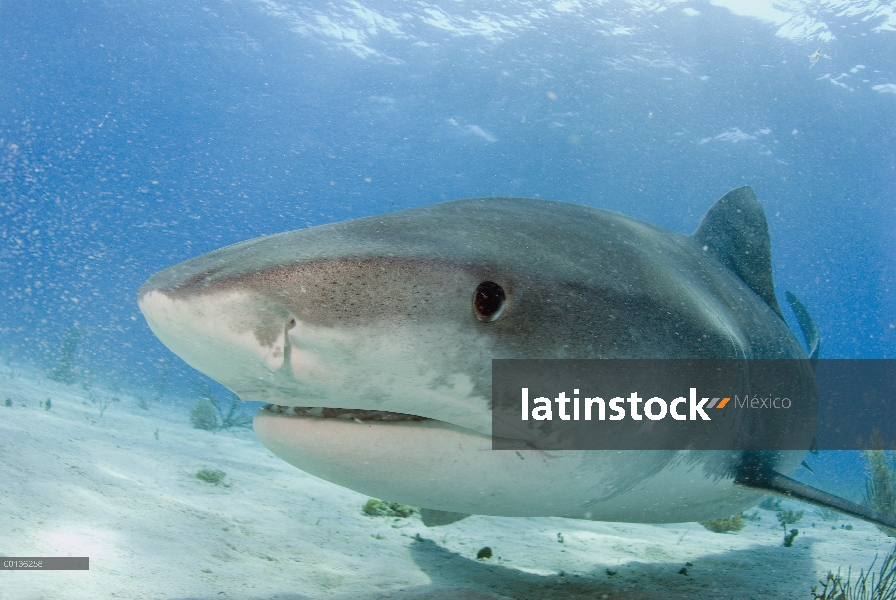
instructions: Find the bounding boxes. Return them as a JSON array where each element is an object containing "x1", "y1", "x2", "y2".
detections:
[{"x1": 473, "y1": 281, "x2": 506, "y2": 322}]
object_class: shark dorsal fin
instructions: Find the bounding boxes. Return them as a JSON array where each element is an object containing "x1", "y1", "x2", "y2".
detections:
[{"x1": 692, "y1": 186, "x2": 782, "y2": 318}]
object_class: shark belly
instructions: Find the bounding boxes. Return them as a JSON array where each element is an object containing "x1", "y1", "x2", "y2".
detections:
[{"x1": 254, "y1": 409, "x2": 798, "y2": 522}]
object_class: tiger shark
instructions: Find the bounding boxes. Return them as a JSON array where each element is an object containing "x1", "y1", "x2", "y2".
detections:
[{"x1": 138, "y1": 186, "x2": 896, "y2": 529}]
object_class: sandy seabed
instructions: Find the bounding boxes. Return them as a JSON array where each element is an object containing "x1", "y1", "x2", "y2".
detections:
[{"x1": 1, "y1": 367, "x2": 893, "y2": 600}]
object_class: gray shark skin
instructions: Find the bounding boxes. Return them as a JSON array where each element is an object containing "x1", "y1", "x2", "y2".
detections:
[{"x1": 138, "y1": 187, "x2": 850, "y2": 526}]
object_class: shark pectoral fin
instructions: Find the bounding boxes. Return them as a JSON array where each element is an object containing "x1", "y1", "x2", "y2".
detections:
[
  {"x1": 420, "y1": 508, "x2": 470, "y2": 527},
  {"x1": 692, "y1": 186, "x2": 783, "y2": 319},
  {"x1": 735, "y1": 466, "x2": 896, "y2": 531},
  {"x1": 785, "y1": 291, "x2": 820, "y2": 365}
]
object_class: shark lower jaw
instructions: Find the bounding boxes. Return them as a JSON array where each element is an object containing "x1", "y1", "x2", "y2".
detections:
[{"x1": 252, "y1": 404, "x2": 504, "y2": 515}]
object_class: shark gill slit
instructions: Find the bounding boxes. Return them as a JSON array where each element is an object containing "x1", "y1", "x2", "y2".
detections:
[{"x1": 279, "y1": 317, "x2": 296, "y2": 378}]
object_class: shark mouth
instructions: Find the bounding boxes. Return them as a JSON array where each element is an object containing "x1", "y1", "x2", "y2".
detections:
[{"x1": 261, "y1": 404, "x2": 431, "y2": 423}]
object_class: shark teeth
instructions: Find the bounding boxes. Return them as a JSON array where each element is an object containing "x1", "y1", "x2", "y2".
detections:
[{"x1": 262, "y1": 404, "x2": 429, "y2": 422}]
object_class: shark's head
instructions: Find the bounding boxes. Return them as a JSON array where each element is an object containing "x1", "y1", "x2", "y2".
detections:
[
  {"x1": 138, "y1": 193, "x2": 808, "y2": 520},
  {"x1": 138, "y1": 197, "x2": 762, "y2": 434}
]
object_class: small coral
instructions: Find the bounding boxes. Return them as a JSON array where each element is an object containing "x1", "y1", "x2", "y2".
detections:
[
  {"x1": 864, "y1": 431, "x2": 896, "y2": 537},
  {"x1": 48, "y1": 327, "x2": 82, "y2": 384},
  {"x1": 701, "y1": 514, "x2": 745, "y2": 533},
  {"x1": 759, "y1": 497, "x2": 782, "y2": 511},
  {"x1": 812, "y1": 544, "x2": 896, "y2": 599},
  {"x1": 783, "y1": 529, "x2": 799, "y2": 547},
  {"x1": 775, "y1": 509, "x2": 804, "y2": 547},
  {"x1": 777, "y1": 509, "x2": 805, "y2": 528},
  {"x1": 476, "y1": 547, "x2": 492, "y2": 560},
  {"x1": 155, "y1": 357, "x2": 171, "y2": 402},
  {"x1": 195, "y1": 469, "x2": 226, "y2": 484},
  {"x1": 190, "y1": 398, "x2": 218, "y2": 430},
  {"x1": 189, "y1": 382, "x2": 252, "y2": 431},
  {"x1": 816, "y1": 508, "x2": 841, "y2": 523},
  {"x1": 361, "y1": 499, "x2": 419, "y2": 518}
]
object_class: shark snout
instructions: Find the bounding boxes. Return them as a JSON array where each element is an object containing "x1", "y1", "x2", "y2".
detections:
[{"x1": 138, "y1": 285, "x2": 301, "y2": 393}]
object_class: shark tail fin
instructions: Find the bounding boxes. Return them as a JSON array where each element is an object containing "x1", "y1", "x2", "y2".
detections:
[
  {"x1": 785, "y1": 291, "x2": 820, "y2": 366},
  {"x1": 736, "y1": 467, "x2": 896, "y2": 531}
]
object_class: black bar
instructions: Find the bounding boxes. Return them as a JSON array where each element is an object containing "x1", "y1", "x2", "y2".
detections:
[{"x1": 1, "y1": 557, "x2": 89, "y2": 570}]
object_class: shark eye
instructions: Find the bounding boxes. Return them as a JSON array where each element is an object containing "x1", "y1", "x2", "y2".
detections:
[{"x1": 473, "y1": 281, "x2": 506, "y2": 322}]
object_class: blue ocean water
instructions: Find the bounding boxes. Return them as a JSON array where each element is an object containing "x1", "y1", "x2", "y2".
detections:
[{"x1": 1, "y1": 0, "x2": 895, "y2": 595}]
